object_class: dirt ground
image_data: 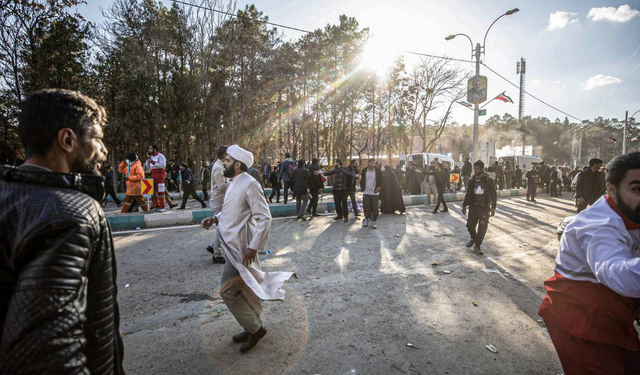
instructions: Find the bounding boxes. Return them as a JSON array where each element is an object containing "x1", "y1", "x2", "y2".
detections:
[{"x1": 113, "y1": 194, "x2": 575, "y2": 375}]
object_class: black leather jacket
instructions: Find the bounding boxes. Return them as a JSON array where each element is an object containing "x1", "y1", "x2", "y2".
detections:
[{"x1": 0, "y1": 165, "x2": 125, "y2": 375}]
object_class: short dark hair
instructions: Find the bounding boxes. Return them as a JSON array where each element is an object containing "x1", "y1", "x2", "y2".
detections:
[
  {"x1": 368, "y1": 158, "x2": 375, "y2": 163},
  {"x1": 18, "y1": 89, "x2": 107, "y2": 156},
  {"x1": 589, "y1": 158, "x2": 603, "y2": 167},
  {"x1": 297, "y1": 160, "x2": 305, "y2": 168},
  {"x1": 474, "y1": 161, "x2": 485, "y2": 168},
  {"x1": 126, "y1": 153, "x2": 137, "y2": 162},
  {"x1": 217, "y1": 146, "x2": 228, "y2": 159},
  {"x1": 606, "y1": 152, "x2": 640, "y2": 188},
  {"x1": 180, "y1": 162, "x2": 188, "y2": 168},
  {"x1": 285, "y1": 152, "x2": 291, "y2": 158},
  {"x1": 335, "y1": 158, "x2": 343, "y2": 166},
  {"x1": 151, "y1": 144, "x2": 159, "y2": 152},
  {"x1": 312, "y1": 158, "x2": 318, "y2": 164}
]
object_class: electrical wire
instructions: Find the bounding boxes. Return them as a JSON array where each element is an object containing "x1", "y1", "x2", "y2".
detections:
[
  {"x1": 481, "y1": 62, "x2": 584, "y2": 123},
  {"x1": 402, "y1": 50, "x2": 475, "y2": 64},
  {"x1": 171, "y1": 0, "x2": 314, "y2": 34}
]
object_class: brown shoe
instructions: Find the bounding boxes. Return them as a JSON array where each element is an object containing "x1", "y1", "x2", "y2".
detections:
[{"x1": 240, "y1": 327, "x2": 267, "y2": 353}]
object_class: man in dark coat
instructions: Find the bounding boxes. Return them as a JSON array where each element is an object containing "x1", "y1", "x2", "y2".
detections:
[
  {"x1": 0, "y1": 89, "x2": 125, "y2": 374},
  {"x1": 307, "y1": 158, "x2": 324, "y2": 216},
  {"x1": 462, "y1": 161, "x2": 497, "y2": 255},
  {"x1": 514, "y1": 165, "x2": 523, "y2": 188},
  {"x1": 178, "y1": 163, "x2": 207, "y2": 209},
  {"x1": 462, "y1": 157, "x2": 473, "y2": 191},
  {"x1": 428, "y1": 164, "x2": 449, "y2": 213},
  {"x1": 324, "y1": 158, "x2": 354, "y2": 222},
  {"x1": 360, "y1": 158, "x2": 384, "y2": 228},
  {"x1": 407, "y1": 162, "x2": 421, "y2": 195},
  {"x1": 291, "y1": 160, "x2": 311, "y2": 220},
  {"x1": 575, "y1": 158, "x2": 605, "y2": 213},
  {"x1": 346, "y1": 160, "x2": 361, "y2": 217}
]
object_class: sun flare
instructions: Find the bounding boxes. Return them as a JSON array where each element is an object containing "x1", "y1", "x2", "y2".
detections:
[{"x1": 360, "y1": 37, "x2": 397, "y2": 76}]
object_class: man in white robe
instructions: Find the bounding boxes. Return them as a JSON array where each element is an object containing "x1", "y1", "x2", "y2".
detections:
[{"x1": 202, "y1": 145, "x2": 294, "y2": 353}]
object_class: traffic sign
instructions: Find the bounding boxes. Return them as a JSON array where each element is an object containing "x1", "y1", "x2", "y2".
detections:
[
  {"x1": 142, "y1": 178, "x2": 154, "y2": 195},
  {"x1": 450, "y1": 173, "x2": 460, "y2": 183},
  {"x1": 479, "y1": 109, "x2": 486, "y2": 116}
]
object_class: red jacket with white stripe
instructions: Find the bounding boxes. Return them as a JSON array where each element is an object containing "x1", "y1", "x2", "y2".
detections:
[{"x1": 538, "y1": 195, "x2": 640, "y2": 350}]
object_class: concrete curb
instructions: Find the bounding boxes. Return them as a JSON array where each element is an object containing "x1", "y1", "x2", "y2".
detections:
[
  {"x1": 107, "y1": 188, "x2": 539, "y2": 231},
  {"x1": 104, "y1": 187, "x2": 336, "y2": 202}
]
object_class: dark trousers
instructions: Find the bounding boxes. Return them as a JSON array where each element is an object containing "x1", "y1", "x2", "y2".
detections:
[
  {"x1": 309, "y1": 189, "x2": 319, "y2": 213},
  {"x1": 495, "y1": 175, "x2": 504, "y2": 190},
  {"x1": 463, "y1": 175, "x2": 470, "y2": 191},
  {"x1": 202, "y1": 182, "x2": 210, "y2": 201},
  {"x1": 505, "y1": 172, "x2": 513, "y2": 189},
  {"x1": 180, "y1": 189, "x2": 206, "y2": 209},
  {"x1": 333, "y1": 189, "x2": 348, "y2": 219},
  {"x1": 514, "y1": 177, "x2": 522, "y2": 189},
  {"x1": 283, "y1": 181, "x2": 293, "y2": 203},
  {"x1": 103, "y1": 186, "x2": 121, "y2": 205},
  {"x1": 467, "y1": 206, "x2": 490, "y2": 246},
  {"x1": 348, "y1": 190, "x2": 359, "y2": 215},
  {"x1": 269, "y1": 186, "x2": 280, "y2": 202},
  {"x1": 363, "y1": 194, "x2": 379, "y2": 221},
  {"x1": 434, "y1": 187, "x2": 448, "y2": 211},
  {"x1": 577, "y1": 197, "x2": 597, "y2": 213},
  {"x1": 527, "y1": 183, "x2": 537, "y2": 200}
]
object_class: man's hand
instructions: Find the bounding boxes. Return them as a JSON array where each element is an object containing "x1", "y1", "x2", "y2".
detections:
[
  {"x1": 243, "y1": 248, "x2": 257, "y2": 267},
  {"x1": 375, "y1": 186, "x2": 381, "y2": 193},
  {"x1": 577, "y1": 197, "x2": 586, "y2": 205},
  {"x1": 462, "y1": 206, "x2": 467, "y2": 216},
  {"x1": 201, "y1": 216, "x2": 218, "y2": 229},
  {"x1": 490, "y1": 209, "x2": 496, "y2": 217}
]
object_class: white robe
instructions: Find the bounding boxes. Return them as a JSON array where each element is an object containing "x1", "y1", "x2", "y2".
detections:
[{"x1": 216, "y1": 172, "x2": 294, "y2": 301}]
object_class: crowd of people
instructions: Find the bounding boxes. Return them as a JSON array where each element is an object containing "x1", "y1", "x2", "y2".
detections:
[{"x1": 4, "y1": 89, "x2": 637, "y2": 374}]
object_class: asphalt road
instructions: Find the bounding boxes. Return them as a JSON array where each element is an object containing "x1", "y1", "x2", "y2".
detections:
[{"x1": 113, "y1": 194, "x2": 575, "y2": 375}]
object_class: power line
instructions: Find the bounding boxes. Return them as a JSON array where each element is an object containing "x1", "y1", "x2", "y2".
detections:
[
  {"x1": 481, "y1": 62, "x2": 584, "y2": 123},
  {"x1": 171, "y1": 0, "x2": 313, "y2": 34},
  {"x1": 402, "y1": 50, "x2": 475, "y2": 64},
  {"x1": 587, "y1": 42, "x2": 640, "y2": 116}
]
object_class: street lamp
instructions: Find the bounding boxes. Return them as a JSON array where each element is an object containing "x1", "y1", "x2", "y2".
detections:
[{"x1": 445, "y1": 8, "x2": 519, "y2": 163}]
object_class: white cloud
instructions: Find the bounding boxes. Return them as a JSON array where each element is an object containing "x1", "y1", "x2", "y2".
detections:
[
  {"x1": 587, "y1": 4, "x2": 639, "y2": 22},
  {"x1": 547, "y1": 11, "x2": 579, "y2": 30},
  {"x1": 582, "y1": 74, "x2": 621, "y2": 90}
]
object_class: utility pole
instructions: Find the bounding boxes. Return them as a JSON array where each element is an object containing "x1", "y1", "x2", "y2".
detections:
[
  {"x1": 623, "y1": 110, "x2": 628, "y2": 154},
  {"x1": 472, "y1": 43, "x2": 481, "y2": 162},
  {"x1": 517, "y1": 57, "x2": 526, "y2": 155}
]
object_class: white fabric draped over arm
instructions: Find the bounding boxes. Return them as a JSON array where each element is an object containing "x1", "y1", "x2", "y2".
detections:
[{"x1": 246, "y1": 181, "x2": 271, "y2": 251}]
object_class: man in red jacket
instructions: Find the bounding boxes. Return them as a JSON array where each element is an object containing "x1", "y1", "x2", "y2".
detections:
[{"x1": 538, "y1": 152, "x2": 640, "y2": 375}]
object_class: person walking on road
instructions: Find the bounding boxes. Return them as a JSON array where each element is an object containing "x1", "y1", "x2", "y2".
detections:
[
  {"x1": 268, "y1": 166, "x2": 281, "y2": 203},
  {"x1": 324, "y1": 158, "x2": 354, "y2": 222},
  {"x1": 102, "y1": 165, "x2": 122, "y2": 207},
  {"x1": 307, "y1": 158, "x2": 323, "y2": 217},
  {"x1": 0, "y1": 89, "x2": 125, "y2": 374},
  {"x1": 493, "y1": 161, "x2": 504, "y2": 190},
  {"x1": 119, "y1": 153, "x2": 149, "y2": 213},
  {"x1": 146, "y1": 144, "x2": 168, "y2": 211},
  {"x1": 206, "y1": 146, "x2": 229, "y2": 263},
  {"x1": 462, "y1": 157, "x2": 472, "y2": 191},
  {"x1": 429, "y1": 164, "x2": 449, "y2": 213},
  {"x1": 261, "y1": 161, "x2": 271, "y2": 189},
  {"x1": 360, "y1": 158, "x2": 384, "y2": 229},
  {"x1": 462, "y1": 161, "x2": 497, "y2": 255},
  {"x1": 538, "y1": 152, "x2": 640, "y2": 375},
  {"x1": 346, "y1": 159, "x2": 361, "y2": 217},
  {"x1": 200, "y1": 145, "x2": 295, "y2": 353},
  {"x1": 279, "y1": 152, "x2": 296, "y2": 204},
  {"x1": 575, "y1": 158, "x2": 606, "y2": 213},
  {"x1": 423, "y1": 163, "x2": 438, "y2": 206},
  {"x1": 526, "y1": 164, "x2": 540, "y2": 202},
  {"x1": 292, "y1": 160, "x2": 311, "y2": 220},
  {"x1": 178, "y1": 163, "x2": 207, "y2": 209},
  {"x1": 201, "y1": 160, "x2": 211, "y2": 201}
]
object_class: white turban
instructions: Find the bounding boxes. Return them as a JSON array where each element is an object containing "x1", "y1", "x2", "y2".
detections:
[{"x1": 226, "y1": 145, "x2": 254, "y2": 168}]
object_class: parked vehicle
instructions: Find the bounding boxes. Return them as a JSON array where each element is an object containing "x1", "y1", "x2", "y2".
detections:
[
  {"x1": 498, "y1": 155, "x2": 543, "y2": 185},
  {"x1": 407, "y1": 153, "x2": 456, "y2": 170}
]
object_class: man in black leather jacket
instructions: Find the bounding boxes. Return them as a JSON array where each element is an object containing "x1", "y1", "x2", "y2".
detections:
[{"x1": 0, "y1": 89, "x2": 125, "y2": 374}]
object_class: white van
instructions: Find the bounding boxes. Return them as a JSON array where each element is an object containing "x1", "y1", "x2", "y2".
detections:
[
  {"x1": 497, "y1": 155, "x2": 543, "y2": 184},
  {"x1": 407, "y1": 153, "x2": 456, "y2": 171}
]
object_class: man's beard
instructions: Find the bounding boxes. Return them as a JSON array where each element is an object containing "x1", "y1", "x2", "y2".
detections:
[
  {"x1": 72, "y1": 154, "x2": 104, "y2": 176},
  {"x1": 223, "y1": 163, "x2": 235, "y2": 178},
  {"x1": 616, "y1": 191, "x2": 640, "y2": 224}
]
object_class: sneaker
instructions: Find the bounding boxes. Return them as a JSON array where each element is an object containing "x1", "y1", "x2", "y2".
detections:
[
  {"x1": 432, "y1": 209, "x2": 438, "y2": 214},
  {"x1": 372, "y1": 221, "x2": 377, "y2": 229},
  {"x1": 466, "y1": 239, "x2": 475, "y2": 248},
  {"x1": 473, "y1": 245, "x2": 483, "y2": 255},
  {"x1": 363, "y1": 218, "x2": 369, "y2": 227},
  {"x1": 240, "y1": 327, "x2": 267, "y2": 353},
  {"x1": 343, "y1": 217, "x2": 349, "y2": 223},
  {"x1": 206, "y1": 246, "x2": 214, "y2": 255},
  {"x1": 212, "y1": 256, "x2": 226, "y2": 264}
]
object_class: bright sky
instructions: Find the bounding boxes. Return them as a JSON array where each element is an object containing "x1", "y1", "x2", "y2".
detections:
[{"x1": 79, "y1": 0, "x2": 640, "y2": 126}]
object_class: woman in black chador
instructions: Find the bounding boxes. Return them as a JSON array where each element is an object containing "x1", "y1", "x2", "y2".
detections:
[{"x1": 381, "y1": 166, "x2": 406, "y2": 214}]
